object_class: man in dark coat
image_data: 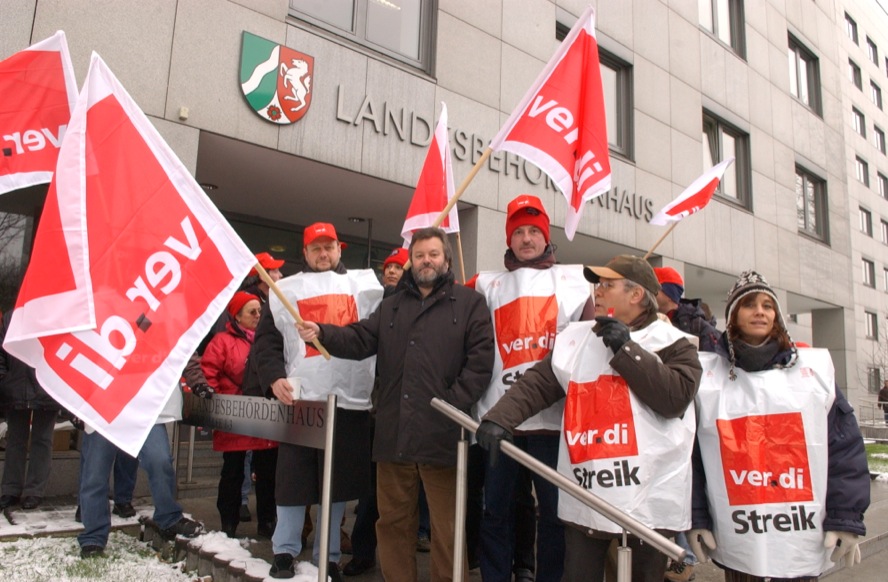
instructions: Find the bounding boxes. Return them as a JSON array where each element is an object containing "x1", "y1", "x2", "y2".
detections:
[
  {"x1": 298, "y1": 227, "x2": 495, "y2": 582},
  {"x1": 0, "y1": 309, "x2": 61, "y2": 511}
]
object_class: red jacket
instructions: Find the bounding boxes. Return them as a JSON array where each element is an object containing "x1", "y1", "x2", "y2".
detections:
[{"x1": 201, "y1": 321, "x2": 278, "y2": 452}]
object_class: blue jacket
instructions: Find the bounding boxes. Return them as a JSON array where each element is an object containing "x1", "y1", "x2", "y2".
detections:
[{"x1": 691, "y1": 335, "x2": 869, "y2": 536}]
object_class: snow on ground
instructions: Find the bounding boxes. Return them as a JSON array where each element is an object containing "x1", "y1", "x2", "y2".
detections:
[{"x1": 0, "y1": 504, "x2": 324, "y2": 582}]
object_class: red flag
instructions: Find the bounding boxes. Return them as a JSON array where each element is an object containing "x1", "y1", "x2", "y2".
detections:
[
  {"x1": 489, "y1": 7, "x2": 610, "y2": 240},
  {"x1": 649, "y1": 158, "x2": 735, "y2": 225},
  {"x1": 0, "y1": 31, "x2": 78, "y2": 194},
  {"x1": 2, "y1": 54, "x2": 255, "y2": 456},
  {"x1": 401, "y1": 102, "x2": 458, "y2": 246}
]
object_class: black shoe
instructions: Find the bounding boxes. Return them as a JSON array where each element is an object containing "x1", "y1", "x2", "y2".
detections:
[
  {"x1": 328, "y1": 562, "x2": 344, "y2": 582},
  {"x1": 342, "y1": 557, "x2": 375, "y2": 576},
  {"x1": 270, "y1": 553, "x2": 295, "y2": 579},
  {"x1": 80, "y1": 545, "x2": 105, "y2": 558},
  {"x1": 239, "y1": 504, "x2": 252, "y2": 522},
  {"x1": 74, "y1": 505, "x2": 82, "y2": 522},
  {"x1": 112, "y1": 502, "x2": 136, "y2": 518},
  {"x1": 222, "y1": 523, "x2": 238, "y2": 538},
  {"x1": 160, "y1": 516, "x2": 202, "y2": 540},
  {"x1": 20, "y1": 496, "x2": 42, "y2": 510},
  {"x1": 0, "y1": 495, "x2": 21, "y2": 510},
  {"x1": 514, "y1": 567, "x2": 534, "y2": 582},
  {"x1": 257, "y1": 521, "x2": 276, "y2": 539}
]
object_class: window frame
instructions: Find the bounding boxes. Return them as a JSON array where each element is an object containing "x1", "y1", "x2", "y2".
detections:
[
  {"x1": 872, "y1": 81, "x2": 884, "y2": 110},
  {"x1": 867, "y1": 37, "x2": 879, "y2": 64},
  {"x1": 795, "y1": 165, "x2": 829, "y2": 243},
  {"x1": 287, "y1": 0, "x2": 437, "y2": 74},
  {"x1": 876, "y1": 126, "x2": 887, "y2": 155},
  {"x1": 880, "y1": 172, "x2": 888, "y2": 199},
  {"x1": 852, "y1": 107, "x2": 866, "y2": 138},
  {"x1": 856, "y1": 156, "x2": 870, "y2": 186},
  {"x1": 860, "y1": 206, "x2": 873, "y2": 236},
  {"x1": 698, "y1": 0, "x2": 746, "y2": 57},
  {"x1": 866, "y1": 309, "x2": 879, "y2": 340},
  {"x1": 703, "y1": 112, "x2": 752, "y2": 210},
  {"x1": 863, "y1": 258, "x2": 876, "y2": 288},
  {"x1": 868, "y1": 366, "x2": 881, "y2": 393},
  {"x1": 787, "y1": 35, "x2": 821, "y2": 115},
  {"x1": 845, "y1": 12, "x2": 859, "y2": 44},
  {"x1": 849, "y1": 59, "x2": 862, "y2": 90},
  {"x1": 881, "y1": 219, "x2": 888, "y2": 245}
]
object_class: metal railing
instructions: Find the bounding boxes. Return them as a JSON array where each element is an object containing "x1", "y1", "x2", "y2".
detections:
[{"x1": 431, "y1": 398, "x2": 685, "y2": 582}]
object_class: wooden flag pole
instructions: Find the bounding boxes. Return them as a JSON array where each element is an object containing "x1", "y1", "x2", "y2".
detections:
[
  {"x1": 642, "y1": 223, "x2": 678, "y2": 260},
  {"x1": 254, "y1": 263, "x2": 331, "y2": 360},
  {"x1": 454, "y1": 232, "x2": 467, "y2": 284},
  {"x1": 403, "y1": 147, "x2": 493, "y2": 272}
]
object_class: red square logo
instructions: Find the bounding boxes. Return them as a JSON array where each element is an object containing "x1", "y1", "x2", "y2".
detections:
[
  {"x1": 563, "y1": 375, "x2": 638, "y2": 463},
  {"x1": 494, "y1": 295, "x2": 558, "y2": 369},
  {"x1": 297, "y1": 294, "x2": 358, "y2": 358},
  {"x1": 717, "y1": 413, "x2": 814, "y2": 506}
]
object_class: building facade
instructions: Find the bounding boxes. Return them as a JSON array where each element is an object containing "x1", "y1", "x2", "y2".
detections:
[{"x1": 2, "y1": 0, "x2": 888, "y2": 412}]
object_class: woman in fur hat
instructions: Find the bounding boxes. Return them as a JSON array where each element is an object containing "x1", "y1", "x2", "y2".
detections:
[{"x1": 688, "y1": 270, "x2": 869, "y2": 582}]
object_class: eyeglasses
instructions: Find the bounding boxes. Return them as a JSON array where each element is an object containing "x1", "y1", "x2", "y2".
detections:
[
  {"x1": 596, "y1": 279, "x2": 624, "y2": 291},
  {"x1": 245, "y1": 309, "x2": 261, "y2": 315}
]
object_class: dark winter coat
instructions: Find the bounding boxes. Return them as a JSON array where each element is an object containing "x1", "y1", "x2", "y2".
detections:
[
  {"x1": 691, "y1": 335, "x2": 870, "y2": 536},
  {"x1": 200, "y1": 321, "x2": 277, "y2": 453},
  {"x1": 317, "y1": 269, "x2": 495, "y2": 466},
  {"x1": 0, "y1": 310, "x2": 60, "y2": 412},
  {"x1": 669, "y1": 298, "x2": 722, "y2": 353}
]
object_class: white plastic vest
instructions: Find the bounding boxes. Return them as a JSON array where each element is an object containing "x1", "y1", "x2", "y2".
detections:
[
  {"x1": 270, "y1": 269, "x2": 382, "y2": 410},
  {"x1": 473, "y1": 265, "x2": 590, "y2": 430},
  {"x1": 550, "y1": 319, "x2": 696, "y2": 533},
  {"x1": 696, "y1": 349, "x2": 836, "y2": 578}
]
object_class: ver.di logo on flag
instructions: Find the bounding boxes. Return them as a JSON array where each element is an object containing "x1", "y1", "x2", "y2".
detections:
[{"x1": 240, "y1": 31, "x2": 313, "y2": 124}]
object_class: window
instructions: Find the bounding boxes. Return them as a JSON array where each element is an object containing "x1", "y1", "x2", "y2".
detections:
[
  {"x1": 873, "y1": 82, "x2": 884, "y2": 110},
  {"x1": 849, "y1": 59, "x2": 862, "y2": 90},
  {"x1": 868, "y1": 37, "x2": 879, "y2": 64},
  {"x1": 863, "y1": 258, "x2": 876, "y2": 287},
  {"x1": 703, "y1": 113, "x2": 750, "y2": 208},
  {"x1": 876, "y1": 126, "x2": 887, "y2": 155},
  {"x1": 866, "y1": 310, "x2": 879, "y2": 340},
  {"x1": 860, "y1": 206, "x2": 873, "y2": 236},
  {"x1": 884, "y1": 267, "x2": 888, "y2": 290},
  {"x1": 698, "y1": 0, "x2": 745, "y2": 55},
  {"x1": 796, "y1": 166, "x2": 828, "y2": 241},
  {"x1": 557, "y1": 23, "x2": 633, "y2": 159},
  {"x1": 881, "y1": 219, "x2": 888, "y2": 244},
  {"x1": 852, "y1": 107, "x2": 866, "y2": 137},
  {"x1": 856, "y1": 156, "x2": 869, "y2": 186},
  {"x1": 868, "y1": 366, "x2": 881, "y2": 393},
  {"x1": 880, "y1": 173, "x2": 888, "y2": 199},
  {"x1": 788, "y1": 35, "x2": 821, "y2": 114},
  {"x1": 845, "y1": 13, "x2": 858, "y2": 44},
  {"x1": 288, "y1": 0, "x2": 434, "y2": 72}
]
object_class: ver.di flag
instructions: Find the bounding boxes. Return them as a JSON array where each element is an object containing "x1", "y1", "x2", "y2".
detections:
[
  {"x1": 0, "y1": 31, "x2": 77, "y2": 194},
  {"x1": 401, "y1": 102, "x2": 459, "y2": 245},
  {"x1": 489, "y1": 6, "x2": 610, "y2": 240},
  {"x1": 649, "y1": 158, "x2": 735, "y2": 225},
  {"x1": 3, "y1": 53, "x2": 256, "y2": 456}
]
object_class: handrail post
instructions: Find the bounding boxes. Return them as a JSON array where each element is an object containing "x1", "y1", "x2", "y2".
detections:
[
  {"x1": 186, "y1": 425, "x2": 196, "y2": 484},
  {"x1": 317, "y1": 394, "x2": 337, "y2": 582},
  {"x1": 616, "y1": 530, "x2": 631, "y2": 582},
  {"x1": 452, "y1": 431, "x2": 468, "y2": 582}
]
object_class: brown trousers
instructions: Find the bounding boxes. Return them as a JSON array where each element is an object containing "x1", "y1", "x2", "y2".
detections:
[{"x1": 376, "y1": 461, "x2": 468, "y2": 582}]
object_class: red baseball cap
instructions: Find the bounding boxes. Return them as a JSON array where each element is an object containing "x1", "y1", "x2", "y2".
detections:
[
  {"x1": 506, "y1": 195, "x2": 550, "y2": 243},
  {"x1": 383, "y1": 247, "x2": 409, "y2": 268},
  {"x1": 303, "y1": 222, "x2": 347, "y2": 249},
  {"x1": 249, "y1": 252, "x2": 284, "y2": 276},
  {"x1": 653, "y1": 267, "x2": 684, "y2": 287}
]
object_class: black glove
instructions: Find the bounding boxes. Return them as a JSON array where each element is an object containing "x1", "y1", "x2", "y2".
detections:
[
  {"x1": 191, "y1": 383, "x2": 215, "y2": 399},
  {"x1": 71, "y1": 416, "x2": 85, "y2": 431},
  {"x1": 476, "y1": 420, "x2": 513, "y2": 468},
  {"x1": 594, "y1": 316, "x2": 631, "y2": 352}
]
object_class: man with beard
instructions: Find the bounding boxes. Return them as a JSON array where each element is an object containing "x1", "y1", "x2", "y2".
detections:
[
  {"x1": 253, "y1": 222, "x2": 382, "y2": 580},
  {"x1": 298, "y1": 227, "x2": 494, "y2": 582}
]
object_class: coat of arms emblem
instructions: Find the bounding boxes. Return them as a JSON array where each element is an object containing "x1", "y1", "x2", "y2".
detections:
[{"x1": 240, "y1": 32, "x2": 314, "y2": 124}]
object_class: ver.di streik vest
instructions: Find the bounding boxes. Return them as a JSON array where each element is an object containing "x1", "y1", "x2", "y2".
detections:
[
  {"x1": 696, "y1": 349, "x2": 835, "y2": 578},
  {"x1": 473, "y1": 265, "x2": 590, "y2": 431},
  {"x1": 269, "y1": 269, "x2": 382, "y2": 410},
  {"x1": 551, "y1": 319, "x2": 696, "y2": 533}
]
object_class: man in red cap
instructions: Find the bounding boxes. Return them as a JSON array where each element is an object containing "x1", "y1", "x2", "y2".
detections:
[
  {"x1": 382, "y1": 247, "x2": 409, "y2": 289},
  {"x1": 470, "y1": 194, "x2": 593, "y2": 582},
  {"x1": 653, "y1": 266, "x2": 721, "y2": 353},
  {"x1": 245, "y1": 252, "x2": 285, "y2": 302},
  {"x1": 251, "y1": 222, "x2": 382, "y2": 580}
]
